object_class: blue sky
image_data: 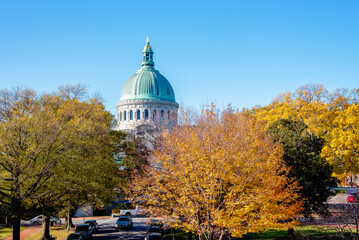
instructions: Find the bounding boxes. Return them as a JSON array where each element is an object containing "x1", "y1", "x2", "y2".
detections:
[{"x1": 0, "y1": 1, "x2": 358, "y2": 115}]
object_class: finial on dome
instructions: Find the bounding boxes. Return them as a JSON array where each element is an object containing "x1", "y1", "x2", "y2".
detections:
[{"x1": 142, "y1": 37, "x2": 154, "y2": 67}]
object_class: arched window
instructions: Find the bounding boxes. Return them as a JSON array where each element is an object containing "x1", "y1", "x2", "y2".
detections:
[
  {"x1": 120, "y1": 112, "x2": 122, "y2": 121},
  {"x1": 124, "y1": 111, "x2": 127, "y2": 121},
  {"x1": 167, "y1": 111, "x2": 170, "y2": 120},
  {"x1": 161, "y1": 110, "x2": 164, "y2": 121},
  {"x1": 153, "y1": 110, "x2": 156, "y2": 120},
  {"x1": 137, "y1": 110, "x2": 141, "y2": 120},
  {"x1": 130, "y1": 110, "x2": 133, "y2": 120},
  {"x1": 145, "y1": 110, "x2": 149, "y2": 120}
]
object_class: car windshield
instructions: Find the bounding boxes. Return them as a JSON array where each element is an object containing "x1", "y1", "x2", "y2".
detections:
[
  {"x1": 76, "y1": 225, "x2": 89, "y2": 231},
  {"x1": 84, "y1": 221, "x2": 94, "y2": 225},
  {"x1": 118, "y1": 217, "x2": 129, "y2": 221}
]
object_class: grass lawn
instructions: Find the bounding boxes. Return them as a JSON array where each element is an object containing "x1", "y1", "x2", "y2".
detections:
[
  {"x1": 25, "y1": 227, "x2": 73, "y2": 240},
  {"x1": 2, "y1": 224, "x2": 351, "y2": 240},
  {"x1": 241, "y1": 225, "x2": 347, "y2": 239},
  {"x1": 168, "y1": 225, "x2": 352, "y2": 239},
  {"x1": 0, "y1": 227, "x2": 27, "y2": 240}
]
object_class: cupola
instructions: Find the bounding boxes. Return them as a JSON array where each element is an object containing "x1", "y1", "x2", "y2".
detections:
[{"x1": 120, "y1": 38, "x2": 176, "y2": 103}]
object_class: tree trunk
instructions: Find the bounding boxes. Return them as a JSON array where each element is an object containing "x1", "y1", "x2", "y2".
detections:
[
  {"x1": 41, "y1": 215, "x2": 55, "y2": 240},
  {"x1": 218, "y1": 228, "x2": 225, "y2": 240},
  {"x1": 5, "y1": 215, "x2": 10, "y2": 228},
  {"x1": 64, "y1": 215, "x2": 75, "y2": 228},
  {"x1": 288, "y1": 227, "x2": 295, "y2": 239},
  {"x1": 5, "y1": 206, "x2": 10, "y2": 227},
  {"x1": 187, "y1": 231, "x2": 193, "y2": 240},
  {"x1": 11, "y1": 196, "x2": 22, "y2": 240},
  {"x1": 12, "y1": 216, "x2": 21, "y2": 240}
]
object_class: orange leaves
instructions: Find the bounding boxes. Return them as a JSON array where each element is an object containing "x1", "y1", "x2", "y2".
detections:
[{"x1": 135, "y1": 104, "x2": 302, "y2": 239}]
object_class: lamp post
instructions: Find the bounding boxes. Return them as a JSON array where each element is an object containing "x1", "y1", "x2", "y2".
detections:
[{"x1": 66, "y1": 209, "x2": 70, "y2": 237}]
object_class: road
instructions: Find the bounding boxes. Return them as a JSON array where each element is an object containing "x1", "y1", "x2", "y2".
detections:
[{"x1": 72, "y1": 217, "x2": 149, "y2": 240}]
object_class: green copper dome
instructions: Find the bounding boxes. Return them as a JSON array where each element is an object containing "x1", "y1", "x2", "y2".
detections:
[{"x1": 120, "y1": 38, "x2": 176, "y2": 102}]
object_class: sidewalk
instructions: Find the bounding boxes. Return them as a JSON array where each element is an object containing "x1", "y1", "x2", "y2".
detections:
[
  {"x1": 3, "y1": 216, "x2": 111, "y2": 240},
  {"x1": 4, "y1": 225, "x2": 42, "y2": 240}
]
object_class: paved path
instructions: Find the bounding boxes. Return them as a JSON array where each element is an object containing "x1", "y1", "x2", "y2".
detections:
[{"x1": 4, "y1": 225, "x2": 42, "y2": 240}]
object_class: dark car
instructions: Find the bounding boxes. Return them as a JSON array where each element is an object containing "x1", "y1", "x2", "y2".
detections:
[
  {"x1": 115, "y1": 216, "x2": 133, "y2": 229},
  {"x1": 66, "y1": 233, "x2": 83, "y2": 240},
  {"x1": 144, "y1": 233, "x2": 162, "y2": 240},
  {"x1": 75, "y1": 224, "x2": 93, "y2": 240},
  {"x1": 144, "y1": 225, "x2": 164, "y2": 240},
  {"x1": 147, "y1": 225, "x2": 163, "y2": 234},
  {"x1": 84, "y1": 220, "x2": 98, "y2": 233}
]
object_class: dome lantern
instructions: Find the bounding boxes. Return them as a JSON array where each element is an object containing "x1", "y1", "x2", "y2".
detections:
[{"x1": 141, "y1": 37, "x2": 154, "y2": 67}]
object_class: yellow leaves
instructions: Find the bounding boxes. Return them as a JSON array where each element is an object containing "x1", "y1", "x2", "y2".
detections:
[
  {"x1": 134, "y1": 105, "x2": 302, "y2": 238},
  {"x1": 321, "y1": 104, "x2": 359, "y2": 172},
  {"x1": 252, "y1": 84, "x2": 359, "y2": 174}
]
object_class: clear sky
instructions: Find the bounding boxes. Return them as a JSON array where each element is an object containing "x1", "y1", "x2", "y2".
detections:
[{"x1": 0, "y1": 1, "x2": 358, "y2": 115}]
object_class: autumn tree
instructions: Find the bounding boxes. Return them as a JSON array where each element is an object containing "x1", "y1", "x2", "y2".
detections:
[
  {"x1": 36, "y1": 86, "x2": 119, "y2": 240},
  {"x1": 116, "y1": 132, "x2": 150, "y2": 198},
  {"x1": 268, "y1": 118, "x2": 337, "y2": 218},
  {"x1": 133, "y1": 105, "x2": 302, "y2": 240},
  {"x1": 322, "y1": 104, "x2": 359, "y2": 173},
  {"x1": 251, "y1": 84, "x2": 359, "y2": 178},
  {"x1": 0, "y1": 88, "x2": 49, "y2": 240},
  {"x1": 0, "y1": 86, "x2": 119, "y2": 240}
]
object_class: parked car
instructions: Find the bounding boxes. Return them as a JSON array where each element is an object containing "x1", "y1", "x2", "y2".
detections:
[
  {"x1": 50, "y1": 217, "x2": 62, "y2": 225},
  {"x1": 115, "y1": 216, "x2": 133, "y2": 229},
  {"x1": 348, "y1": 195, "x2": 357, "y2": 202},
  {"x1": 75, "y1": 224, "x2": 93, "y2": 240},
  {"x1": 84, "y1": 220, "x2": 98, "y2": 233},
  {"x1": 29, "y1": 215, "x2": 62, "y2": 226},
  {"x1": 347, "y1": 192, "x2": 359, "y2": 203},
  {"x1": 66, "y1": 233, "x2": 83, "y2": 240},
  {"x1": 147, "y1": 225, "x2": 163, "y2": 234},
  {"x1": 144, "y1": 233, "x2": 162, "y2": 240},
  {"x1": 118, "y1": 208, "x2": 138, "y2": 216},
  {"x1": 144, "y1": 225, "x2": 164, "y2": 240}
]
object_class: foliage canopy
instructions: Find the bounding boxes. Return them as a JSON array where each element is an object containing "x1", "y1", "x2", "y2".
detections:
[
  {"x1": 250, "y1": 84, "x2": 359, "y2": 177},
  {"x1": 133, "y1": 105, "x2": 302, "y2": 240},
  {"x1": 0, "y1": 86, "x2": 119, "y2": 240},
  {"x1": 268, "y1": 118, "x2": 337, "y2": 217}
]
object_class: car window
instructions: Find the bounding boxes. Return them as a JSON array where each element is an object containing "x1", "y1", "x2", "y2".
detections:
[{"x1": 118, "y1": 217, "x2": 129, "y2": 221}]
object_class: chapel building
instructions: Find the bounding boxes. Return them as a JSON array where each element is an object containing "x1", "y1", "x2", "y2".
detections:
[{"x1": 115, "y1": 39, "x2": 179, "y2": 133}]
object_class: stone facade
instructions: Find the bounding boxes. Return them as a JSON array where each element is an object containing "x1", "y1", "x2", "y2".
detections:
[{"x1": 115, "y1": 99, "x2": 179, "y2": 133}]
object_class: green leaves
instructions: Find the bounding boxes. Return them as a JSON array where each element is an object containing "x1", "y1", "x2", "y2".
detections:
[
  {"x1": 268, "y1": 118, "x2": 337, "y2": 218},
  {"x1": 0, "y1": 86, "x2": 119, "y2": 239}
]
